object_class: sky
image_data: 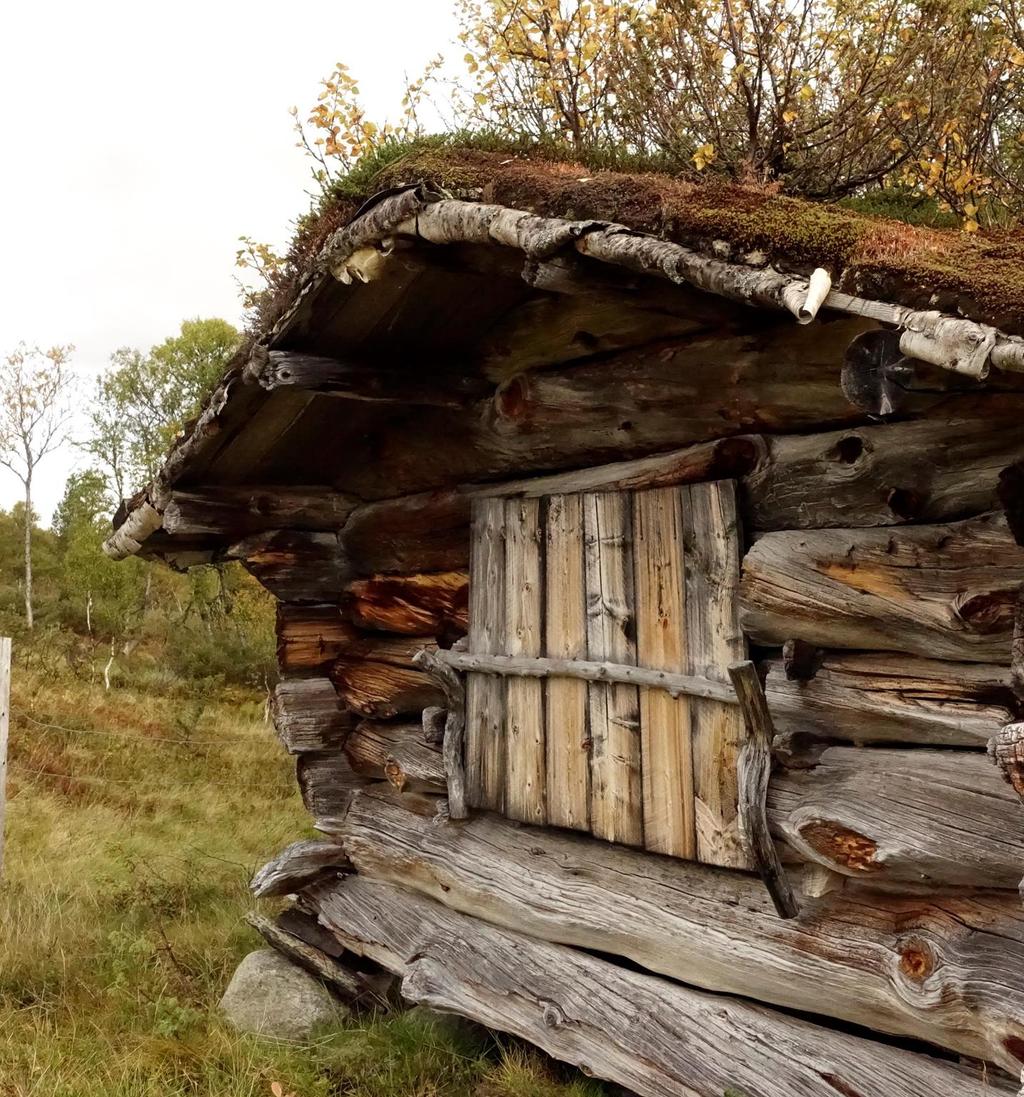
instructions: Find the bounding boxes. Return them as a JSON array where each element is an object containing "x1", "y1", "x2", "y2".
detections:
[{"x1": 0, "y1": 0, "x2": 460, "y2": 522}]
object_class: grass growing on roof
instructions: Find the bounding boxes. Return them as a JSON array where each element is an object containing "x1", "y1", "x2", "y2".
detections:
[
  {"x1": 258, "y1": 136, "x2": 1024, "y2": 343},
  {"x1": 0, "y1": 653, "x2": 612, "y2": 1096}
]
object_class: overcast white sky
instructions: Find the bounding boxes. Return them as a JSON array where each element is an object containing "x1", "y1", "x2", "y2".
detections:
[{"x1": 0, "y1": 0, "x2": 459, "y2": 522}]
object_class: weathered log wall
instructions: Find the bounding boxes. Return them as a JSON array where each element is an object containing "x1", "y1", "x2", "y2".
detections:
[
  {"x1": 331, "y1": 786, "x2": 1024, "y2": 1073},
  {"x1": 221, "y1": 293, "x2": 1024, "y2": 1088},
  {"x1": 309, "y1": 873, "x2": 1010, "y2": 1097}
]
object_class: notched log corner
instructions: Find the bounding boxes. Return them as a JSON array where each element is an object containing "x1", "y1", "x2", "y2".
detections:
[
  {"x1": 990, "y1": 723, "x2": 1024, "y2": 800},
  {"x1": 782, "y1": 639, "x2": 824, "y2": 682},
  {"x1": 998, "y1": 460, "x2": 1024, "y2": 547},
  {"x1": 250, "y1": 838, "x2": 351, "y2": 898}
]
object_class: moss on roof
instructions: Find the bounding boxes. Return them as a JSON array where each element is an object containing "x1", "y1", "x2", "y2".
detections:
[{"x1": 257, "y1": 139, "x2": 1024, "y2": 337}]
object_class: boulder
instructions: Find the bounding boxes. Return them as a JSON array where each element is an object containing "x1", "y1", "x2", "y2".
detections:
[{"x1": 219, "y1": 948, "x2": 348, "y2": 1041}]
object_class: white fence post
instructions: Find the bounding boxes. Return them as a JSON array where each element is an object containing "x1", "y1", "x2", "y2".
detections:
[{"x1": 0, "y1": 637, "x2": 11, "y2": 882}]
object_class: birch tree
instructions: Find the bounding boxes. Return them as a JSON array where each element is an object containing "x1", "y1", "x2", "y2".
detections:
[{"x1": 0, "y1": 343, "x2": 74, "y2": 629}]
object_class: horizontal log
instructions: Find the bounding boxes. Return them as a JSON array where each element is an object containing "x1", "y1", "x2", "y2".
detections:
[
  {"x1": 249, "y1": 348, "x2": 488, "y2": 406},
  {"x1": 435, "y1": 649, "x2": 736, "y2": 704},
  {"x1": 277, "y1": 604, "x2": 349, "y2": 674},
  {"x1": 741, "y1": 512, "x2": 1024, "y2": 661},
  {"x1": 296, "y1": 751, "x2": 366, "y2": 830},
  {"x1": 163, "y1": 485, "x2": 357, "y2": 538},
  {"x1": 329, "y1": 320, "x2": 878, "y2": 499},
  {"x1": 340, "y1": 491, "x2": 470, "y2": 574},
  {"x1": 310, "y1": 873, "x2": 1004, "y2": 1096},
  {"x1": 331, "y1": 397, "x2": 1024, "y2": 573},
  {"x1": 278, "y1": 604, "x2": 435, "y2": 675},
  {"x1": 769, "y1": 746, "x2": 1024, "y2": 887},
  {"x1": 463, "y1": 434, "x2": 764, "y2": 500},
  {"x1": 329, "y1": 660, "x2": 443, "y2": 719},
  {"x1": 345, "y1": 572, "x2": 469, "y2": 638},
  {"x1": 229, "y1": 530, "x2": 350, "y2": 602},
  {"x1": 745, "y1": 407, "x2": 1024, "y2": 530},
  {"x1": 271, "y1": 678, "x2": 353, "y2": 753},
  {"x1": 334, "y1": 787, "x2": 1024, "y2": 1072},
  {"x1": 345, "y1": 721, "x2": 445, "y2": 794},
  {"x1": 250, "y1": 838, "x2": 350, "y2": 898},
  {"x1": 764, "y1": 653, "x2": 1016, "y2": 747}
]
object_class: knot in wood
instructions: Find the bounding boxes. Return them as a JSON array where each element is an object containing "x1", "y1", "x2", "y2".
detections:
[
  {"x1": 383, "y1": 755, "x2": 406, "y2": 792},
  {"x1": 798, "y1": 821, "x2": 879, "y2": 874},
  {"x1": 541, "y1": 1001, "x2": 565, "y2": 1029},
  {"x1": 954, "y1": 589, "x2": 1016, "y2": 634},
  {"x1": 896, "y1": 936, "x2": 936, "y2": 983}
]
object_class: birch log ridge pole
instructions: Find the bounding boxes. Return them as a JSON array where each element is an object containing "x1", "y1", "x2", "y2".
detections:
[{"x1": 0, "y1": 637, "x2": 11, "y2": 882}]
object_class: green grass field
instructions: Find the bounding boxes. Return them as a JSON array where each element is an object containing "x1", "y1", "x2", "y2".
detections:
[{"x1": 0, "y1": 662, "x2": 608, "y2": 1097}]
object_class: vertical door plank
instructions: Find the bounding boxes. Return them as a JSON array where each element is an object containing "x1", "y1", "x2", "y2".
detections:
[
  {"x1": 544, "y1": 494, "x2": 590, "y2": 832},
  {"x1": 682, "y1": 480, "x2": 750, "y2": 869},
  {"x1": 504, "y1": 498, "x2": 546, "y2": 825},
  {"x1": 584, "y1": 492, "x2": 643, "y2": 847},
  {"x1": 633, "y1": 489, "x2": 697, "y2": 858},
  {"x1": 466, "y1": 499, "x2": 507, "y2": 811}
]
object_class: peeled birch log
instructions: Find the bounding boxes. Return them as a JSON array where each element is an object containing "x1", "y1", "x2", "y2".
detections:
[
  {"x1": 344, "y1": 572, "x2": 469, "y2": 637},
  {"x1": 769, "y1": 746, "x2": 1024, "y2": 887},
  {"x1": 310, "y1": 874, "x2": 1006, "y2": 1097},
  {"x1": 271, "y1": 678, "x2": 353, "y2": 753},
  {"x1": 163, "y1": 485, "x2": 358, "y2": 538},
  {"x1": 763, "y1": 653, "x2": 1016, "y2": 747},
  {"x1": 741, "y1": 512, "x2": 1024, "y2": 661},
  {"x1": 229, "y1": 530, "x2": 350, "y2": 602},
  {"x1": 329, "y1": 659, "x2": 443, "y2": 719},
  {"x1": 745, "y1": 406, "x2": 1024, "y2": 530},
  {"x1": 344, "y1": 721, "x2": 445, "y2": 794},
  {"x1": 334, "y1": 787, "x2": 1024, "y2": 1072}
]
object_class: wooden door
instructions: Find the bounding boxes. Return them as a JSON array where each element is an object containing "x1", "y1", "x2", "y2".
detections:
[{"x1": 464, "y1": 480, "x2": 749, "y2": 869}]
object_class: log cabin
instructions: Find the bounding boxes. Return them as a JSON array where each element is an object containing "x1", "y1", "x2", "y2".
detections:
[{"x1": 107, "y1": 149, "x2": 1024, "y2": 1095}]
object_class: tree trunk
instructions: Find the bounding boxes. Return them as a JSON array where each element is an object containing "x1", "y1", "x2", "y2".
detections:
[{"x1": 23, "y1": 471, "x2": 32, "y2": 630}]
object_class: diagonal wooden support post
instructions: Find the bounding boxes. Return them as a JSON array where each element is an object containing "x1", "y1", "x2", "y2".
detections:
[
  {"x1": 413, "y1": 649, "x2": 468, "y2": 820},
  {"x1": 728, "y1": 659, "x2": 799, "y2": 919}
]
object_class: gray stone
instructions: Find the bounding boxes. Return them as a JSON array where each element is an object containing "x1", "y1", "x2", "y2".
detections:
[{"x1": 219, "y1": 948, "x2": 348, "y2": 1042}]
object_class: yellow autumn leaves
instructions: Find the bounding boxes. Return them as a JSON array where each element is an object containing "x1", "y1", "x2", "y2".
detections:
[{"x1": 288, "y1": 0, "x2": 1024, "y2": 230}]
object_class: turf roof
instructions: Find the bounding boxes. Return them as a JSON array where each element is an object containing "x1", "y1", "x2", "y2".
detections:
[{"x1": 259, "y1": 141, "x2": 1024, "y2": 337}]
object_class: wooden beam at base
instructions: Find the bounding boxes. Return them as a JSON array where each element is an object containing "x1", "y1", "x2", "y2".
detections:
[
  {"x1": 333, "y1": 787, "x2": 1024, "y2": 1073},
  {"x1": 310, "y1": 874, "x2": 1007, "y2": 1097}
]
